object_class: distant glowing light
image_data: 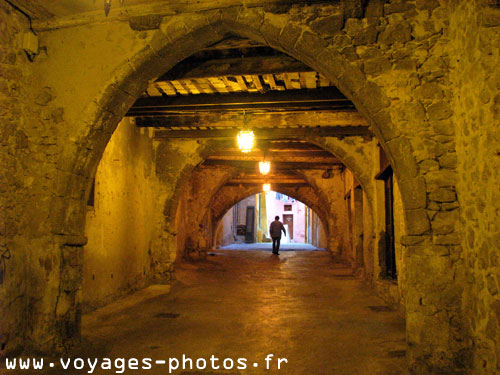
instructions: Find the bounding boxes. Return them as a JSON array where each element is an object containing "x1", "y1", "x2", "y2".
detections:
[
  {"x1": 259, "y1": 161, "x2": 271, "y2": 175},
  {"x1": 263, "y1": 183, "x2": 271, "y2": 192},
  {"x1": 237, "y1": 130, "x2": 254, "y2": 153}
]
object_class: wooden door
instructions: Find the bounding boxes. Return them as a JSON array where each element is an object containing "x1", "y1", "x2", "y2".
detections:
[{"x1": 283, "y1": 214, "x2": 294, "y2": 239}]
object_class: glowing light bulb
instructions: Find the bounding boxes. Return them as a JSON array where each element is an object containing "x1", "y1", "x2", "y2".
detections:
[
  {"x1": 259, "y1": 161, "x2": 271, "y2": 175},
  {"x1": 237, "y1": 130, "x2": 254, "y2": 153},
  {"x1": 263, "y1": 183, "x2": 271, "y2": 192}
]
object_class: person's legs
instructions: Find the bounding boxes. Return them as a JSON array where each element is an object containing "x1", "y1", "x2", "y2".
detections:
[{"x1": 272, "y1": 237, "x2": 279, "y2": 254}]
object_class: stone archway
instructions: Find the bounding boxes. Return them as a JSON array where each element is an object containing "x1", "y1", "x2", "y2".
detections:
[
  {"x1": 210, "y1": 186, "x2": 330, "y2": 247},
  {"x1": 162, "y1": 137, "x2": 374, "y2": 264},
  {"x1": 21, "y1": 6, "x2": 463, "y2": 373}
]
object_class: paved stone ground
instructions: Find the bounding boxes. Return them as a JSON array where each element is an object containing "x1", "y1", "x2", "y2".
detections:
[
  {"x1": 7, "y1": 250, "x2": 407, "y2": 374},
  {"x1": 83, "y1": 250, "x2": 408, "y2": 375},
  {"x1": 218, "y1": 243, "x2": 324, "y2": 251}
]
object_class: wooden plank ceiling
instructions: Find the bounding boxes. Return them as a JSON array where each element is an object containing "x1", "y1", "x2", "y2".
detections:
[
  {"x1": 126, "y1": 37, "x2": 370, "y2": 189},
  {"x1": 147, "y1": 70, "x2": 329, "y2": 96}
]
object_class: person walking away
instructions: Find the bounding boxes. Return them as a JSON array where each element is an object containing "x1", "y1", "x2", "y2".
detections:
[{"x1": 269, "y1": 215, "x2": 286, "y2": 255}]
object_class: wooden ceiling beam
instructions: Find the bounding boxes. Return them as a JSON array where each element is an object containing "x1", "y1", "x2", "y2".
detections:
[
  {"x1": 228, "y1": 178, "x2": 307, "y2": 184},
  {"x1": 128, "y1": 87, "x2": 349, "y2": 116},
  {"x1": 134, "y1": 111, "x2": 368, "y2": 128},
  {"x1": 206, "y1": 150, "x2": 334, "y2": 159},
  {"x1": 156, "y1": 55, "x2": 313, "y2": 81},
  {"x1": 205, "y1": 155, "x2": 339, "y2": 163},
  {"x1": 201, "y1": 160, "x2": 341, "y2": 170},
  {"x1": 154, "y1": 126, "x2": 372, "y2": 139},
  {"x1": 225, "y1": 182, "x2": 310, "y2": 187}
]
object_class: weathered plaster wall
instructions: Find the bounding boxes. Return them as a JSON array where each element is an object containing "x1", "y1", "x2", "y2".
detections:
[
  {"x1": 310, "y1": 209, "x2": 328, "y2": 249},
  {"x1": 82, "y1": 118, "x2": 162, "y2": 312},
  {"x1": 216, "y1": 206, "x2": 237, "y2": 247},
  {"x1": 449, "y1": 1, "x2": 500, "y2": 373}
]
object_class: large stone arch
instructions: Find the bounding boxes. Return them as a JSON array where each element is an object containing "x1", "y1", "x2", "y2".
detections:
[
  {"x1": 22, "y1": 5, "x2": 462, "y2": 373},
  {"x1": 57, "y1": 9, "x2": 423, "y2": 238}
]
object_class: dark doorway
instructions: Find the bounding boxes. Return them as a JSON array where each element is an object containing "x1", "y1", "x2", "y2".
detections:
[
  {"x1": 245, "y1": 206, "x2": 255, "y2": 243},
  {"x1": 383, "y1": 168, "x2": 396, "y2": 280}
]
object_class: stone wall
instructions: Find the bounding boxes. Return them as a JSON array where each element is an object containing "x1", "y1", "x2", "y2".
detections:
[
  {"x1": 449, "y1": 1, "x2": 500, "y2": 373},
  {"x1": 3, "y1": 1, "x2": 499, "y2": 372},
  {"x1": 0, "y1": 1, "x2": 31, "y2": 357},
  {"x1": 83, "y1": 119, "x2": 163, "y2": 312},
  {"x1": 174, "y1": 165, "x2": 236, "y2": 256}
]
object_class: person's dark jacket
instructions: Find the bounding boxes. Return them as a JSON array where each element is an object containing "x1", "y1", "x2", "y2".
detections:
[{"x1": 269, "y1": 220, "x2": 286, "y2": 238}]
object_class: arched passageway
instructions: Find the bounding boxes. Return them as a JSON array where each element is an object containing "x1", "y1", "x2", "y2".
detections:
[
  {"x1": 3, "y1": 2, "x2": 496, "y2": 374},
  {"x1": 214, "y1": 191, "x2": 327, "y2": 248}
]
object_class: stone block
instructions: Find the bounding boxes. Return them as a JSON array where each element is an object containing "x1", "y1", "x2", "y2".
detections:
[
  {"x1": 479, "y1": 11, "x2": 500, "y2": 27},
  {"x1": 310, "y1": 14, "x2": 344, "y2": 36},
  {"x1": 429, "y1": 188, "x2": 456, "y2": 203},
  {"x1": 343, "y1": 0, "x2": 364, "y2": 19},
  {"x1": 363, "y1": 56, "x2": 391, "y2": 75},
  {"x1": 378, "y1": 22, "x2": 412, "y2": 44},
  {"x1": 487, "y1": 275, "x2": 498, "y2": 296},
  {"x1": 415, "y1": 0, "x2": 440, "y2": 11},
  {"x1": 344, "y1": 18, "x2": 378, "y2": 46},
  {"x1": 401, "y1": 235, "x2": 425, "y2": 246},
  {"x1": 425, "y1": 170, "x2": 458, "y2": 189},
  {"x1": 278, "y1": 24, "x2": 303, "y2": 51},
  {"x1": 430, "y1": 120, "x2": 455, "y2": 136},
  {"x1": 393, "y1": 57, "x2": 417, "y2": 71},
  {"x1": 295, "y1": 30, "x2": 330, "y2": 68},
  {"x1": 35, "y1": 87, "x2": 53, "y2": 106},
  {"x1": 426, "y1": 101, "x2": 452, "y2": 121},
  {"x1": 371, "y1": 109, "x2": 402, "y2": 141},
  {"x1": 358, "y1": 81, "x2": 390, "y2": 114},
  {"x1": 433, "y1": 233, "x2": 461, "y2": 246},
  {"x1": 432, "y1": 210, "x2": 459, "y2": 235},
  {"x1": 365, "y1": 0, "x2": 385, "y2": 18},
  {"x1": 419, "y1": 159, "x2": 439, "y2": 173},
  {"x1": 476, "y1": 243, "x2": 489, "y2": 271},
  {"x1": 384, "y1": 2, "x2": 416, "y2": 15},
  {"x1": 415, "y1": 82, "x2": 444, "y2": 100},
  {"x1": 260, "y1": 13, "x2": 287, "y2": 47},
  {"x1": 406, "y1": 208, "x2": 430, "y2": 235}
]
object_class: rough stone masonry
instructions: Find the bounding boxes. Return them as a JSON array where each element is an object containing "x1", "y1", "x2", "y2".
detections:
[{"x1": 0, "y1": 1, "x2": 499, "y2": 374}]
